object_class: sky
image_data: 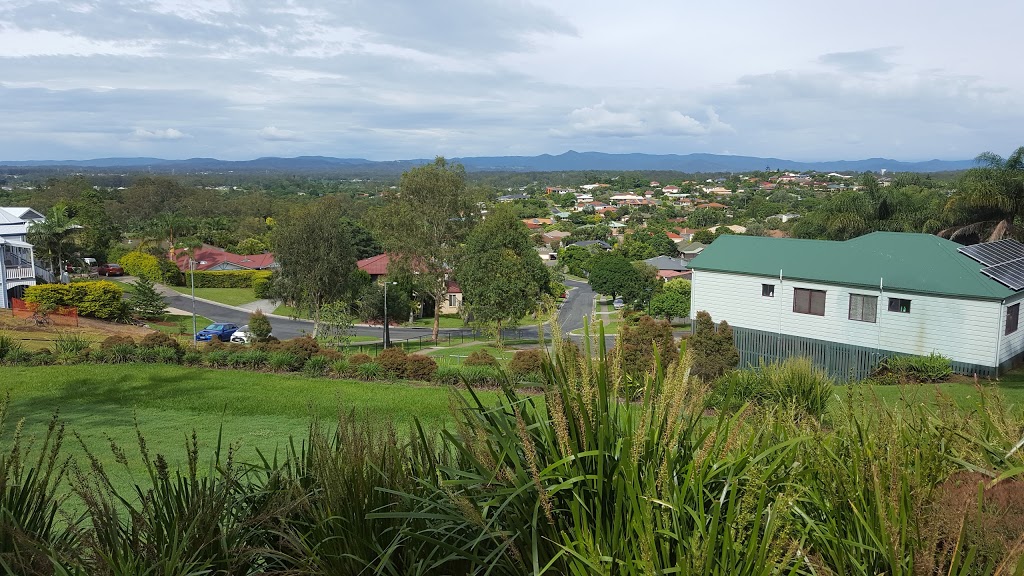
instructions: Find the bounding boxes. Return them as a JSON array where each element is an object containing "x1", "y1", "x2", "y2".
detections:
[{"x1": 0, "y1": 0, "x2": 1021, "y2": 162}]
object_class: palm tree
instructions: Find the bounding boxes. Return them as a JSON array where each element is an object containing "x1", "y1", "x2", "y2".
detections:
[
  {"x1": 27, "y1": 204, "x2": 79, "y2": 274},
  {"x1": 940, "y1": 147, "x2": 1024, "y2": 243}
]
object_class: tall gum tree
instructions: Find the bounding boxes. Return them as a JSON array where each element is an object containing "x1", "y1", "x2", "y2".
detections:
[{"x1": 369, "y1": 158, "x2": 479, "y2": 341}]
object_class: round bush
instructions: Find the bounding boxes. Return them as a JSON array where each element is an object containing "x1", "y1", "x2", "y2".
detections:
[
  {"x1": 464, "y1": 350, "x2": 499, "y2": 367},
  {"x1": 281, "y1": 336, "x2": 319, "y2": 360},
  {"x1": 101, "y1": 335, "x2": 135, "y2": 349},
  {"x1": 139, "y1": 331, "x2": 180, "y2": 351},
  {"x1": 349, "y1": 353, "x2": 373, "y2": 366},
  {"x1": 509, "y1": 349, "x2": 544, "y2": 377},
  {"x1": 404, "y1": 354, "x2": 438, "y2": 381},
  {"x1": 378, "y1": 347, "x2": 408, "y2": 378}
]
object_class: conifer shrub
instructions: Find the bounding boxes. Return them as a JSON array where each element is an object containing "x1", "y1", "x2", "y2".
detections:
[
  {"x1": 464, "y1": 350, "x2": 499, "y2": 367},
  {"x1": 689, "y1": 311, "x2": 739, "y2": 380},
  {"x1": 614, "y1": 315, "x2": 678, "y2": 377},
  {"x1": 404, "y1": 354, "x2": 438, "y2": 381}
]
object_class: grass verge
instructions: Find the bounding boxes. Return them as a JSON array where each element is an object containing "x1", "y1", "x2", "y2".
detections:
[{"x1": 170, "y1": 286, "x2": 257, "y2": 306}]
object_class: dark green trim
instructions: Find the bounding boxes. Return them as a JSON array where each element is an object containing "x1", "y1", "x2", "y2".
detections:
[{"x1": 731, "y1": 326, "x2": 997, "y2": 381}]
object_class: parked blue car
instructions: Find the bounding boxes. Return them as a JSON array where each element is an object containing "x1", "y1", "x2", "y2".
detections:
[{"x1": 195, "y1": 323, "x2": 239, "y2": 342}]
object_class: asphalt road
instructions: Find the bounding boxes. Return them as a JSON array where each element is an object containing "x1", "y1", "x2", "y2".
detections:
[{"x1": 159, "y1": 277, "x2": 607, "y2": 345}]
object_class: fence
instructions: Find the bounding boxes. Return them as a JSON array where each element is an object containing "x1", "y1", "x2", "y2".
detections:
[
  {"x1": 11, "y1": 298, "x2": 79, "y2": 327},
  {"x1": 342, "y1": 327, "x2": 539, "y2": 356},
  {"x1": 732, "y1": 325, "x2": 996, "y2": 381}
]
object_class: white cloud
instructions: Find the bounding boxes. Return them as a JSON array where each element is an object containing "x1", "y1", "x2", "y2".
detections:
[
  {"x1": 132, "y1": 128, "x2": 189, "y2": 140},
  {"x1": 257, "y1": 126, "x2": 302, "y2": 141}
]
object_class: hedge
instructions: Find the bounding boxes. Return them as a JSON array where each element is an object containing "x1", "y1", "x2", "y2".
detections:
[
  {"x1": 183, "y1": 270, "x2": 273, "y2": 289},
  {"x1": 23, "y1": 281, "x2": 128, "y2": 321},
  {"x1": 118, "y1": 252, "x2": 163, "y2": 281}
]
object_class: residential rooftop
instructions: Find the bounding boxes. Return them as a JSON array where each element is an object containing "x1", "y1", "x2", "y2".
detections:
[{"x1": 689, "y1": 232, "x2": 1017, "y2": 301}]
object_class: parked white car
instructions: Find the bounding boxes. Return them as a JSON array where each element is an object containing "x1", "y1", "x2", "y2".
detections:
[
  {"x1": 230, "y1": 324, "x2": 272, "y2": 344},
  {"x1": 612, "y1": 298, "x2": 625, "y2": 310}
]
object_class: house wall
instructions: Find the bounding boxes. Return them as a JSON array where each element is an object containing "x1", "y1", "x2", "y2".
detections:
[
  {"x1": 998, "y1": 294, "x2": 1024, "y2": 368},
  {"x1": 691, "y1": 270, "x2": 1002, "y2": 368},
  {"x1": 440, "y1": 292, "x2": 462, "y2": 315}
]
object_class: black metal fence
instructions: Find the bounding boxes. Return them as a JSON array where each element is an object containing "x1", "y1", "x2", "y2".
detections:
[{"x1": 343, "y1": 327, "x2": 540, "y2": 356}]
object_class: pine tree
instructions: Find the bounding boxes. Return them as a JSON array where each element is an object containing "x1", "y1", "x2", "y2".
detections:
[
  {"x1": 249, "y1": 310, "x2": 273, "y2": 342},
  {"x1": 129, "y1": 275, "x2": 168, "y2": 319}
]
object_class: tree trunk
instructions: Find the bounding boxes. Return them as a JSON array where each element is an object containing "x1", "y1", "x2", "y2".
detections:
[{"x1": 432, "y1": 296, "x2": 441, "y2": 342}]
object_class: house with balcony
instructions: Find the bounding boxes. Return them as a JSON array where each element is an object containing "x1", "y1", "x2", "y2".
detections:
[{"x1": 0, "y1": 207, "x2": 44, "y2": 307}]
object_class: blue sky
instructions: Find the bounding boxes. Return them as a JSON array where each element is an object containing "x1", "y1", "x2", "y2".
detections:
[{"x1": 0, "y1": 0, "x2": 1020, "y2": 161}]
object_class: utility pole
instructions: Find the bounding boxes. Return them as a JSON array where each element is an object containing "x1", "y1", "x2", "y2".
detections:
[{"x1": 382, "y1": 281, "x2": 397, "y2": 348}]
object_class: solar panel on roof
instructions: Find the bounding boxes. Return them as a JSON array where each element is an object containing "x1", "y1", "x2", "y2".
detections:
[
  {"x1": 981, "y1": 259, "x2": 1024, "y2": 291},
  {"x1": 958, "y1": 238, "x2": 1024, "y2": 266}
]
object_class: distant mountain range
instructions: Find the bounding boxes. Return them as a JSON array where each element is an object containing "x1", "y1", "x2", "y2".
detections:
[{"x1": 0, "y1": 151, "x2": 978, "y2": 174}]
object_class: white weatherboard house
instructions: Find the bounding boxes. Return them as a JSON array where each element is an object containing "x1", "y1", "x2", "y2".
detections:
[
  {"x1": 0, "y1": 207, "x2": 44, "y2": 307},
  {"x1": 689, "y1": 232, "x2": 1024, "y2": 379}
]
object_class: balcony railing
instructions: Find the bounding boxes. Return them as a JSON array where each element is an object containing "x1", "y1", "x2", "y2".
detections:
[{"x1": 4, "y1": 265, "x2": 34, "y2": 280}]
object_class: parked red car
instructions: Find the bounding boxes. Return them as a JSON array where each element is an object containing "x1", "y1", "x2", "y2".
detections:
[{"x1": 97, "y1": 263, "x2": 124, "y2": 276}]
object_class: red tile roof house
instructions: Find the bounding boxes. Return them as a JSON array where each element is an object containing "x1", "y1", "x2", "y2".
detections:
[
  {"x1": 173, "y1": 244, "x2": 277, "y2": 272},
  {"x1": 356, "y1": 253, "x2": 463, "y2": 315}
]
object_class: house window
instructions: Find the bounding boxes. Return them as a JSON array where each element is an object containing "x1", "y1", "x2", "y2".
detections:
[
  {"x1": 848, "y1": 294, "x2": 878, "y2": 323},
  {"x1": 448, "y1": 294, "x2": 458, "y2": 308},
  {"x1": 888, "y1": 298, "x2": 911, "y2": 313},
  {"x1": 1007, "y1": 303, "x2": 1020, "y2": 335},
  {"x1": 761, "y1": 284, "x2": 775, "y2": 297},
  {"x1": 793, "y1": 288, "x2": 826, "y2": 316}
]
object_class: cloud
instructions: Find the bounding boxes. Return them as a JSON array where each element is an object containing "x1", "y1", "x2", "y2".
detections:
[
  {"x1": 560, "y1": 103, "x2": 732, "y2": 138},
  {"x1": 818, "y1": 47, "x2": 899, "y2": 74},
  {"x1": 257, "y1": 126, "x2": 303, "y2": 141},
  {"x1": 132, "y1": 128, "x2": 189, "y2": 140}
]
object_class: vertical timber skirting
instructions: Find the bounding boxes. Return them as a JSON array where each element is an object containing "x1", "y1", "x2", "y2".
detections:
[{"x1": 731, "y1": 326, "x2": 996, "y2": 381}]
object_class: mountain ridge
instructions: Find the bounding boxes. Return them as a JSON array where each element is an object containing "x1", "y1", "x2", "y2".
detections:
[{"x1": 0, "y1": 151, "x2": 976, "y2": 173}]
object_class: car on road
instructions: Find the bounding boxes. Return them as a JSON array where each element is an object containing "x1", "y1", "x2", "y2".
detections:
[
  {"x1": 230, "y1": 324, "x2": 272, "y2": 344},
  {"x1": 96, "y1": 263, "x2": 124, "y2": 276},
  {"x1": 195, "y1": 323, "x2": 239, "y2": 342},
  {"x1": 612, "y1": 297, "x2": 625, "y2": 310}
]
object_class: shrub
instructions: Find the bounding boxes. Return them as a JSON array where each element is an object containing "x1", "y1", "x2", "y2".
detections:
[
  {"x1": 711, "y1": 357, "x2": 833, "y2": 419},
  {"x1": 464, "y1": 350, "x2": 499, "y2": 367},
  {"x1": 0, "y1": 332, "x2": 15, "y2": 361},
  {"x1": 877, "y1": 353, "x2": 952, "y2": 383},
  {"x1": 280, "y1": 336, "x2": 318, "y2": 360},
  {"x1": 689, "y1": 311, "x2": 739, "y2": 381},
  {"x1": 356, "y1": 362, "x2": 383, "y2": 381},
  {"x1": 615, "y1": 315, "x2": 678, "y2": 377},
  {"x1": 129, "y1": 276, "x2": 168, "y2": 319},
  {"x1": 205, "y1": 350, "x2": 232, "y2": 368},
  {"x1": 51, "y1": 332, "x2": 91, "y2": 356},
  {"x1": 153, "y1": 346, "x2": 181, "y2": 364},
  {"x1": 268, "y1": 351, "x2": 300, "y2": 372},
  {"x1": 509, "y1": 349, "x2": 544, "y2": 377},
  {"x1": 433, "y1": 364, "x2": 462, "y2": 386},
  {"x1": 459, "y1": 365, "x2": 501, "y2": 387},
  {"x1": 182, "y1": 350, "x2": 203, "y2": 366},
  {"x1": 330, "y1": 358, "x2": 351, "y2": 377},
  {"x1": 134, "y1": 346, "x2": 159, "y2": 363},
  {"x1": 31, "y1": 350, "x2": 55, "y2": 366},
  {"x1": 183, "y1": 270, "x2": 272, "y2": 289},
  {"x1": 4, "y1": 344, "x2": 31, "y2": 365},
  {"x1": 101, "y1": 335, "x2": 135, "y2": 349},
  {"x1": 248, "y1": 311, "x2": 272, "y2": 343},
  {"x1": 404, "y1": 354, "x2": 438, "y2": 381},
  {"x1": 106, "y1": 343, "x2": 137, "y2": 364},
  {"x1": 303, "y1": 355, "x2": 330, "y2": 377},
  {"x1": 252, "y1": 277, "x2": 271, "y2": 299},
  {"x1": 348, "y1": 353, "x2": 373, "y2": 367},
  {"x1": 378, "y1": 347, "x2": 408, "y2": 378},
  {"x1": 24, "y1": 281, "x2": 129, "y2": 321},
  {"x1": 159, "y1": 257, "x2": 184, "y2": 285},
  {"x1": 118, "y1": 251, "x2": 162, "y2": 280},
  {"x1": 139, "y1": 331, "x2": 180, "y2": 351}
]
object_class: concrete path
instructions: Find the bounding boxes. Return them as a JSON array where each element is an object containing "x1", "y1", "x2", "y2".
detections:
[{"x1": 236, "y1": 299, "x2": 276, "y2": 313}]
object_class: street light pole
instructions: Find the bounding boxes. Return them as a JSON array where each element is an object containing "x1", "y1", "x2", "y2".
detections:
[
  {"x1": 190, "y1": 258, "x2": 197, "y2": 346},
  {"x1": 383, "y1": 281, "x2": 397, "y2": 348}
]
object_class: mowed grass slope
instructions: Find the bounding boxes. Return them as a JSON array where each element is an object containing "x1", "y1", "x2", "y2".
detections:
[{"x1": 2, "y1": 365, "x2": 495, "y2": 489}]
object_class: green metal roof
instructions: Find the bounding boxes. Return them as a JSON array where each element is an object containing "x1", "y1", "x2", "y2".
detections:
[{"x1": 688, "y1": 232, "x2": 1017, "y2": 301}]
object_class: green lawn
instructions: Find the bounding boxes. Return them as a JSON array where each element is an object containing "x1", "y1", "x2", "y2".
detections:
[
  {"x1": 149, "y1": 314, "x2": 213, "y2": 338},
  {"x1": 170, "y1": 286, "x2": 257, "y2": 306},
  {"x1": 1, "y1": 365, "x2": 498, "y2": 492},
  {"x1": 408, "y1": 314, "x2": 466, "y2": 329},
  {"x1": 272, "y1": 304, "x2": 307, "y2": 318},
  {"x1": 425, "y1": 340, "x2": 546, "y2": 363}
]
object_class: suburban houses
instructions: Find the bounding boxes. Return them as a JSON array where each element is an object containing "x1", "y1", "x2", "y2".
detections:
[
  {"x1": 356, "y1": 253, "x2": 463, "y2": 315},
  {"x1": 0, "y1": 206, "x2": 43, "y2": 307},
  {"x1": 173, "y1": 244, "x2": 277, "y2": 272},
  {"x1": 689, "y1": 233, "x2": 1024, "y2": 379}
]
